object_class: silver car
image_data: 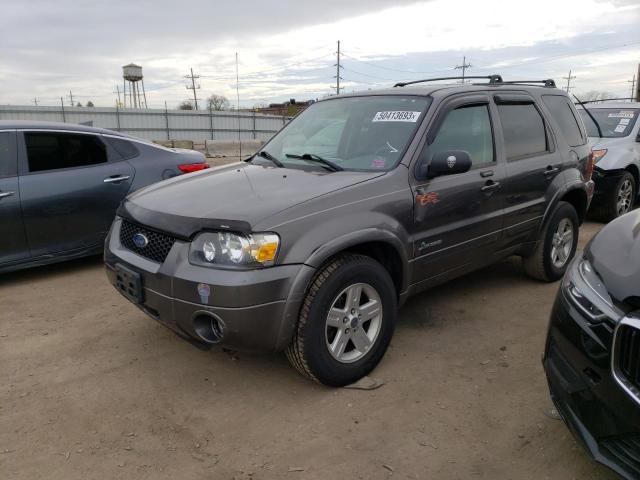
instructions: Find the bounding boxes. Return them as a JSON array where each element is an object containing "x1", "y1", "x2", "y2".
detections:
[{"x1": 577, "y1": 102, "x2": 640, "y2": 221}]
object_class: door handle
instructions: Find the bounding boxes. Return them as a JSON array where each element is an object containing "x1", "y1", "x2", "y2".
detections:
[
  {"x1": 103, "y1": 175, "x2": 131, "y2": 184},
  {"x1": 544, "y1": 167, "x2": 560, "y2": 177},
  {"x1": 0, "y1": 191, "x2": 14, "y2": 199},
  {"x1": 481, "y1": 180, "x2": 501, "y2": 192}
]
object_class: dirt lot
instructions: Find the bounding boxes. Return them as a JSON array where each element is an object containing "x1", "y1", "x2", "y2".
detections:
[{"x1": 1, "y1": 221, "x2": 618, "y2": 480}]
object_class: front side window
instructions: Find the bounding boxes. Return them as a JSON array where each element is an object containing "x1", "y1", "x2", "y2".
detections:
[
  {"x1": 258, "y1": 95, "x2": 431, "y2": 171},
  {"x1": 25, "y1": 132, "x2": 108, "y2": 172},
  {"x1": 0, "y1": 132, "x2": 17, "y2": 178},
  {"x1": 497, "y1": 103, "x2": 548, "y2": 160},
  {"x1": 542, "y1": 95, "x2": 586, "y2": 147},
  {"x1": 578, "y1": 108, "x2": 639, "y2": 138},
  {"x1": 423, "y1": 104, "x2": 494, "y2": 168}
]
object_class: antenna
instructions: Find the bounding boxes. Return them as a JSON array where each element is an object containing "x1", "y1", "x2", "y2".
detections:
[
  {"x1": 236, "y1": 52, "x2": 242, "y2": 160},
  {"x1": 454, "y1": 56, "x2": 472, "y2": 83},
  {"x1": 185, "y1": 68, "x2": 201, "y2": 110},
  {"x1": 332, "y1": 40, "x2": 343, "y2": 95},
  {"x1": 563, "y1": 69, "x2": 576, "y2": 93}
]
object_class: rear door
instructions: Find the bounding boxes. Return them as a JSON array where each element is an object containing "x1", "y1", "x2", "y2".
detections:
[
  {"x1": 409, "y1": 93, "x2": 507, "y2": 283},
  {"x1": 0, "y1": 131, "x2": 29, "y2": 265},
  {"x1": 494, "y1": 94, "x2": 564, "y2": 249},
  {"x1": 18, "y1": 130, "x2": 135, "y2": 257}
]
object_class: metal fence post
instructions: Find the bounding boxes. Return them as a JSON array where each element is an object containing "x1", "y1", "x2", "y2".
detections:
[
  {"x1": 164, "y1": 101, "x2": 170, "y2": 141},
  {"x1": 60, "y1": 97, "x2": 66, "y2": 122},
  {"x1": 252, "y1": 111, "x2": 256, "y2": 139}
]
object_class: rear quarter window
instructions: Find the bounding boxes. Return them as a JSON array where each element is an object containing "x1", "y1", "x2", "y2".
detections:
[
  {"x1": 542, "y1": 95, "x2": 586, "y2": 147},
  {"x1": 106, "y1": 137, "x2": 139, "y2": 159}
]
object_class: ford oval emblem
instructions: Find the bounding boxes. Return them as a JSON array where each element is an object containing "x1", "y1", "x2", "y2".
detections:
[{"x1": 132, "y1": 232, "x2": 149, "y2": 248}]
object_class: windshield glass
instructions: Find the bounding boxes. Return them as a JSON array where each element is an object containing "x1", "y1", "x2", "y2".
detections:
[
  {"x1": 257, "y1": 95, "x2": 431, "y2": 171},
  {"x1": 578, "y1": 108, "x2": 639, "y2": 138}
]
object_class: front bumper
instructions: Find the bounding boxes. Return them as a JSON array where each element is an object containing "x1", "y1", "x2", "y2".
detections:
[
  {"x1": 104, "y1": 217, "x2": 315, "y2": 353},
  {"x1": 544, "y1": 290, "x2": 640, "y2": 479}
]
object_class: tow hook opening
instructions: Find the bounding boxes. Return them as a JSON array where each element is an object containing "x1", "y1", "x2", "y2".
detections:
[{"x1": 193, "y1": 312, "x2": 224, "y2": 344}]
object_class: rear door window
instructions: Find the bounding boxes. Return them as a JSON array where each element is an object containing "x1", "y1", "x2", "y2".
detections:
[
  {"x1": 25, "y1": 132, "x2": 108, "y2": 173},
  {"x1": 497, "y1": 103, "x2": 548, "y2": 160},
  {"x1": 0, "y1": 131, "x2": 17, "y2": 177},
  {"x1": 542, "y1": 95, "x2": 586, "y2": 147}
]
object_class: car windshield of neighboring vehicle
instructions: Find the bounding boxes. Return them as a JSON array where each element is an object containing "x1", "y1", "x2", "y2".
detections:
[
  {"x1": 578, "y1": 108, "x2": 639, "y2": 138},
  {"x1": 255, "y1": 95, "x2": 431, "y2": 171}
]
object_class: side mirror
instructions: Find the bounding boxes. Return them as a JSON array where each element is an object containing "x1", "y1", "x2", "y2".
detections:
[{"x1": 426, "y1": 150, "x2": 472, "y2": 178}]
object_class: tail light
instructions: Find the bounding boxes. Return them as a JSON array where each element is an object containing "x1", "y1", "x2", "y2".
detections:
[
  {"x1": 586, "y1": 148, "x2": 606, "y2": 181},
  {"x1": 178, "y1": 163, "x2": 210, "y2": 174}
]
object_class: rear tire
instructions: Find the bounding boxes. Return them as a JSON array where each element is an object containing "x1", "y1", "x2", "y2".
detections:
[
  {"x1": 522, "y1": 201, "x2": 579, "y2": 282},
  {"x1": 591, "y1": 171, "x2": 636, "y2": 222},
  {"x1": 285, "y1": 254, "x2": 397, "y2": 387}
]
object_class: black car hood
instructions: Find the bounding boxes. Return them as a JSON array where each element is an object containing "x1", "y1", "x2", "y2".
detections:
[
  {"x1": 120, "y1": 162, "x2": 384, "y2": 238},
  {"x1": 585, "y1": 210, "x2": 640, "y2": 303}
]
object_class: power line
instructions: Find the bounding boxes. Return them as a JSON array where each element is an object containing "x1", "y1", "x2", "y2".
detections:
[
  {"x1": 563, "y1": 69, "x2": 576, "y2": 92},
  {"x1": 185, "y1": 68, "x2": 201, "y2": 110}
]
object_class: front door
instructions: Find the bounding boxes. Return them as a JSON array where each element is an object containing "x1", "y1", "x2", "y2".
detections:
[
  {"x1": 410, "y1": 94, "x2": 506, "y2": 285},
  {"x1": 0, "y1": 131, "x2": 29, "y2": 265},
  {"x1": 18, "y1": 131, "x2": 135, "y2": 257}
]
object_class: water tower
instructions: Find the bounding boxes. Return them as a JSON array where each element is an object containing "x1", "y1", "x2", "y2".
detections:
[{"x1": 122, "y1": 63, "x2": 148, "y2": 108}]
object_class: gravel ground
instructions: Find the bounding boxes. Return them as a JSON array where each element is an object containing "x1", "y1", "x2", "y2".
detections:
[{"x1": 0, "y1": 221, "x2": 619, "y2": 480}]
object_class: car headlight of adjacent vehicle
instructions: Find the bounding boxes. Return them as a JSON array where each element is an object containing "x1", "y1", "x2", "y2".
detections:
[
  {"x1": 563, "y1": 256, "x2": 621, "y2": 323},
  {"x1": 189, "y1": 231, "x2": 280, "y2": 268}
]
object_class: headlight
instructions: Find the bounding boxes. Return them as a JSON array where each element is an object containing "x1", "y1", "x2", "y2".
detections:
[
  {"x1": 189, "y1": 231, "x2": 280, "y2": 268},
  {"x1": 563, "y1": 256, "x2": 620, "y2": 323}
]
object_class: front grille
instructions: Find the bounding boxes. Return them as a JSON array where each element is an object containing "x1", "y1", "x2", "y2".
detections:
[
  {"x1": 615, "y1": 324, "x2": 640, "y2": 389},
  {"x1": 119, "y1": 220, "x2": 176, "y2": 263},
  {"x1": 601, "y1": 434, "x2": 640, "y2": 474}
]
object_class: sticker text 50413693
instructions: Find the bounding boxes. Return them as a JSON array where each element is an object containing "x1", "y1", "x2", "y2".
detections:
[{"x1": 372, "y1": 111, "x2": 422, "y2": 122}]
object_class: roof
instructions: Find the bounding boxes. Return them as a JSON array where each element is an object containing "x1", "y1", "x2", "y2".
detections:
[{"x1": 0, "y1": 120, "x2": 125, "y2": 136}]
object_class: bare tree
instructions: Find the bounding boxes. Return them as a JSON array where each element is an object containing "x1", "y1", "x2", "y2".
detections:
[
  {"x1": 76, "y1": 102, "x2": 83, "y2": 107},
  {"x1": 86, "y1": 101, "x2": 94, "y2": 107},
  {"x1": 178, "y1": 100, "x2": 194, "y2": 110},
  {"x1": 207, "y1": 94, "x2": 230, "y2": 111},
  {"x1": 577, "y1": 90, "x2": 617, "y2": 102}
]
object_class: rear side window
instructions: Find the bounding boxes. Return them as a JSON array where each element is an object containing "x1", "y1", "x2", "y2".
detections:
[
  {"x1": 106, "y1": 136, "x2": 139, "y2": 159},
  {"x1": 497, "y1": 104, "x2": 548, "y2": 160},
  {"x1": 427, "y1": 104, "x2": 494, "y2": 167},
  {"x1": 0, "y1": 131, "x2": 17, "y2": 178},
  {"x1": 542, "y1": 95, "x2": 586, "y2": 147},
  {"x1": 25, "y1": 132, "x2": 108, "y2": 172}
]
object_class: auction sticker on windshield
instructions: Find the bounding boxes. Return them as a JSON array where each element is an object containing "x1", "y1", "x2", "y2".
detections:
[{"x1": 373, "y1": 111, "x2": 421, "y2": 122}]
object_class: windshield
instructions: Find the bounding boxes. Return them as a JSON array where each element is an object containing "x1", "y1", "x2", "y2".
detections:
[
  {"x1": 578, "y1": 108, "x2": 639, "y2": 138},
  {"x1": 256, "y1": 95, "x2": 431, "y2": 171}
]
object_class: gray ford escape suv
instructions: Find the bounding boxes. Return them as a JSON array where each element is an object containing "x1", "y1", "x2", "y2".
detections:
[{"x1": 105, "y1": 75, "x2": 594, "y2": 386}]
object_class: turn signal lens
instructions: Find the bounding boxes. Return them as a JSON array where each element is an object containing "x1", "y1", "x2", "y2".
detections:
[
  {"x1": 178, "y1": 163, "x2": 210, "y2": 174},
  {"x1": 255, "y1": 241, "x2": 278, "y2": 263}
]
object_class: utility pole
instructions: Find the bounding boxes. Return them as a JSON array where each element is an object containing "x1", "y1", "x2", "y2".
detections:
[
  {"x1": 629, "y1": 74, "x2": 636, "y2": 101},
  {"x1": 114, "y1": 85, "x2": 122, "y2": 107},
  {"x1": 33, "y1": 98, "x2": 39, "y2": 107},
  {"x1": 185, "y1": 68, "x2": 201, "y2": 110},
  {"x1": 454, "y1": 56, "x2": 472, "y2": 83},
  {"x1": 60, "y1": 97, "x2": 66, "y2": 122},
  {"x1": 563, "y1": 69, "x2": 576, "y2": 93},
  {"x1": 236, "y1": 52, "x2": 242, "y2": 160},
  {"x1": 67, "y1": 90, "x2": 75, "y2": 107},
  {"x1": 333, "y1": 40, "x2": 343, "y2": 95}
]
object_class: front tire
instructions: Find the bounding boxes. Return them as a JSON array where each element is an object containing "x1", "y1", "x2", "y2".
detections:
[
  {"x1": 285, "y1": 254, "x2": 397, "y2": 387},
  {"x1": 522, "y1": 201, "x2": 579, "y2": 282}
]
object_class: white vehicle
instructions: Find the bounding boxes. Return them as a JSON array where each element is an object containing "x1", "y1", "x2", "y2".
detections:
[{"x1": 577, "y1": 101, "x2": 640, "y2": 221}]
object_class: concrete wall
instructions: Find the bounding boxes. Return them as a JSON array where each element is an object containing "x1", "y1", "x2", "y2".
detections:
[{"x1": 0, "y1": 105, "x2": 290, "y2": 142}]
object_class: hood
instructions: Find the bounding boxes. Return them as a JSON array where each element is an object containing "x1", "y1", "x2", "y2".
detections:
[
  {"x1": 589, "y1": 136, "x2": 627, "y2": 150},
  {"x1": 121, "y1": 163, "x2": 384, "y2": 237},
  {"x1": 585, "y1": 210, "x2": 640, "y2": 303}
]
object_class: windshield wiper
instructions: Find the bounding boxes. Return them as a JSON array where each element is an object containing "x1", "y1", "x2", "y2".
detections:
[
  {"x1": 247, "y1": 150, "x2": 284, "y2": 168},
  {"x1": 573, "y1": 94, "x2": 603, "y2": 138},
  {"x1": 285, "y1": 153, "x2": 343, "y2": 172}
]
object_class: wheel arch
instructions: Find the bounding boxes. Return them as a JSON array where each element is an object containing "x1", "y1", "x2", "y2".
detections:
[{"x1": 559, "y1": 187, "x2": 589, "y2": 225}]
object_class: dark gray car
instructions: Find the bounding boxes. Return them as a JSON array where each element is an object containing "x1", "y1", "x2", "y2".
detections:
[
  {"x1": 105, "y1": 76, "x2": 594, "y2": 386},
  {"x1": 0, "y1": 121, "x2": 208, "y2": 273}
]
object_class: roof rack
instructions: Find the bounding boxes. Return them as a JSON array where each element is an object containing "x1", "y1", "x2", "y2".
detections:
[
  {"x1": 393, "y1": 75, "x2": 557, "y2": 88},
  {"x1": 394, "y1": 75, "x2": 503, "y2": 88}
]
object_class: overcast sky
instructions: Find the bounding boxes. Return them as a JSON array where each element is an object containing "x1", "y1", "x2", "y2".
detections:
[{"x1": 1, "y1": 0, "x2": 639, "y2": 108}]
